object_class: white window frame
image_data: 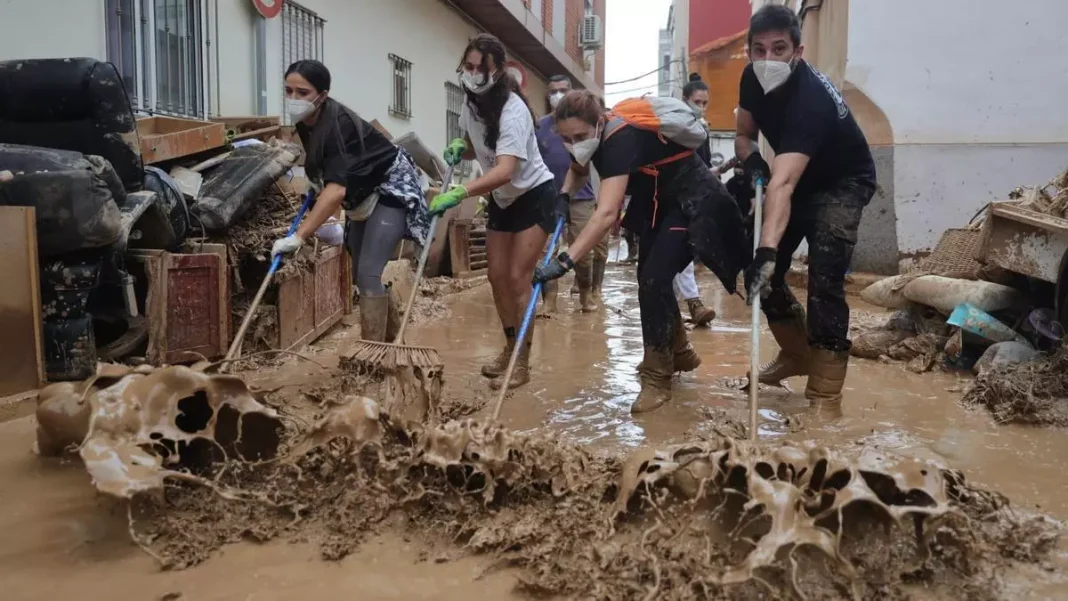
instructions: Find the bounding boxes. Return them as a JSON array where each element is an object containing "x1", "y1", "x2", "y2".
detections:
[{"x1": 105, "y1": 0, "x2": 212, "y2": 119}]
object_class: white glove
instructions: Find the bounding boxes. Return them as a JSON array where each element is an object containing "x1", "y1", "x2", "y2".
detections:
[{"x1": 272, "y1": 234, "x2": 304, "y2": 257}]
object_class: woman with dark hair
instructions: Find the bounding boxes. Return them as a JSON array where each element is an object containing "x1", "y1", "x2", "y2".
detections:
[
  {"x1": 682, "y1": 73, "x2": 713, "y2": 165},
  {"x1": 532, "y1": 90, "x2": 748, "y2": 414},
  {"x1": 272, "y1": 59, "x2": 431, "y2": 344},
  {"x1": 430, "y1": 33, "x2": 560, "y2": 391}
]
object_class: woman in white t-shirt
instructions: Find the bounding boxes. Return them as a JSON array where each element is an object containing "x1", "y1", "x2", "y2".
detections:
[{"x1": 431, "y1": 33, "x2": 561, "y2": 391}]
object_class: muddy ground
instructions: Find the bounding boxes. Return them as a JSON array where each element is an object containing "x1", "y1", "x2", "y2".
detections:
[{"x1": 2, "y1": 255, "x2": 1067, "y2": 600}]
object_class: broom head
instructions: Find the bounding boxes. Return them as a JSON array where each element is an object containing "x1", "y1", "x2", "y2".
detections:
[{"x1": 346, "y1": 339, "x2": 442, "y2": 373}]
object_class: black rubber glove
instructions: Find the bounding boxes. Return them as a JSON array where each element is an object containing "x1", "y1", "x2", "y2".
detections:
[
  {"x1": 744, "y1": 247, "x2": 777, "y2": 305},
  {"x1": 743, "y1": 152, "x2": 772, "y2": 187},
  {"x1": 533, "y1": 252, "x2": 575, "y2": 285}
]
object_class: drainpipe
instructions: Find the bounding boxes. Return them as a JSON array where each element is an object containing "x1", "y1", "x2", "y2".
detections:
[{"x1": 255, "y1": 15, "x2": 268, "y2": 115}]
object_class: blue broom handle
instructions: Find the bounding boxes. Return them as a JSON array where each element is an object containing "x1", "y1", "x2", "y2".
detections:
[
  {"x1": 268, "y1": 189, "x2": 316, "y2": 275},
  {"x1": 515, "y1": 215, "x2": 567, "y2": 347}
]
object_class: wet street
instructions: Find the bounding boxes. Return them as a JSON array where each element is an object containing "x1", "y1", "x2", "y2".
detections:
[{"x1": 1, "y1": 256, "x2": 1067, "y2": 600}]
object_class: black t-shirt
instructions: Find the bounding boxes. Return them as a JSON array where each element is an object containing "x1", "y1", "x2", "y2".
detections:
[
  {"x1": 296, "y1": 101, "x2": 400, "y2": 208},
  {"x1": 590, "y1": 124, "x2": 694, "y2": 227},
  {"x1": 738, "y1": 60, "x2": 875, "y2": 196}
]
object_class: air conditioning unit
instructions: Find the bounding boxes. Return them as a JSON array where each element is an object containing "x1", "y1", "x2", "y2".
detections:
[{"x1": 580, "y1": 15, "x2": 603, "y2": 49}]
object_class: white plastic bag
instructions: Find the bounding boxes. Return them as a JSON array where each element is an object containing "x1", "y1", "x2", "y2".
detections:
[{"x1": 316, "y1": 217, "x2": 345, "y2": 246}]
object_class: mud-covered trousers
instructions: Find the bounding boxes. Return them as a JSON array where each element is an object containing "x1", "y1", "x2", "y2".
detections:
[
  {"x1": 761, "y1": 177, "x2": 874, "y2": 352},
  {"x1": 636, "y1": 204, "x2": 694, "y2": 349},
  {"x1": 567, "y1": 199, "x2": 609, "y2": 288}
]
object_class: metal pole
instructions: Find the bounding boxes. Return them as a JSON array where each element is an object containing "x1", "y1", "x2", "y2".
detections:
[{"x1": 749, "y1": 181, "x2": 764, "y2": 441}]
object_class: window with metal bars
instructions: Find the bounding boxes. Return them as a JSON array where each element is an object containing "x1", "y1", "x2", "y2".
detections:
[
  {"x1": 105, "y1": 0, "x2": 207, "y2": 118},
  {"x1": 445, "y1": 82, "x2": 471, "y2": 177},
  {"x1": 389, "y1": 54, "x2": 413, "y2": 120},
  {"x1": 282, "y1": 2, "x2": 326, "y2": 125}
]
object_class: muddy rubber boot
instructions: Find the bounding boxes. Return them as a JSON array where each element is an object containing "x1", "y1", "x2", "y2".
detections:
[
  {"x1": 750, "y1": 308, "x2": 810, "y2": 386},
  {"x1": 481, "y1": 335, "x2": 516, "y2": 379},
  {"x1": 805, "y1": 348, "x2": 849, "y2": 404},
  {"x1": 591, "y1": 257, "x2": 607, "y2": 305},
  {"x1": 631, "y1": 347, "x2": 674, "y2": 414},
  {"x1": 540, "y1": 280, "x2": 559, "y2": 315},
  {"x1": 579, "y1": 285, "x2": 600, "y2": 312},
  {"x1": 358, "y1": 295, "x2": 389, "y2": 342},
  {"x1": 686, "y1": 298, "x2": 716, "y2": 327},
  {"x1": 489, "y1": 342, "x2": 531, "y2": 390},
  {"x1": 384, "y1": 292, "x2": 402, "y2": 342}
]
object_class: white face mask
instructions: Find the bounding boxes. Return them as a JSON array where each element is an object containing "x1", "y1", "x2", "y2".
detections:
[
  {"x1": 687, "y1": 102, "x2": 705, "y2": 117},
  {"x1": 461, "y1": 69, "x2": 497, "y2": 95},
  {"x1": 563, "y1": 125, "x2": 601, "y2": 166},
  {"x1": 285, "y1": 96, "x2": 319, "y2": 122},
  {"x1": 548, "y1": 91, "x2": 566, "y2": 109},
  {"x1": 752, "y1": 59, "x2": 795, "y2": 93}
]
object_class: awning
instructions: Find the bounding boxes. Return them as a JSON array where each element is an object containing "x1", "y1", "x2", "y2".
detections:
[{"x1": 443, "y1": 0, "x2": 602, "y2": 95}]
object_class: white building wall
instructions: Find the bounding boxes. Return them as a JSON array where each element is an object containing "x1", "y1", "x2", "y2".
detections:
[
  {"x1": 667, "y1": 0, "x2": 689, "y2": 98},
  {"x1": 0, "y1": 0, "x2": 106, "y2": 60},
  {"x1": 847, "y1": 0, "x2": 1068, "y2": 256}
]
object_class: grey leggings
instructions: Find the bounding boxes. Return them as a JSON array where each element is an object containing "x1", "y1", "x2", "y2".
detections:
[{"x1": 345, "y1": 201, "x2": 407, "y2": 296}]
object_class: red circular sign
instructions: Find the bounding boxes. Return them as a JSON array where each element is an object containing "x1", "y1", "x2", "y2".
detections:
[
  {"x1": 251, "y1": 0, "x2": 283, "y2": 19},
  {"x1": 504, "y1": 61, "x2": 527, "y2": 90}
]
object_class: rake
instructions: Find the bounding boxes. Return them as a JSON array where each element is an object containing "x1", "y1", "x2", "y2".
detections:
[{"x1": 345, "y1": 165, "x2": 455, "y2": 374}]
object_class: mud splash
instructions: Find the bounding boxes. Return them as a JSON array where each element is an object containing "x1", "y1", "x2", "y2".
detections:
[{"x1": 37, "y1": 369, "x2": 1059, "y2": 601}]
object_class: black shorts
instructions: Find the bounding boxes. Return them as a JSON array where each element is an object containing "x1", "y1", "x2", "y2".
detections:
[{"x1": 486, "y1": 180, "x2": 562, "y2": 234}]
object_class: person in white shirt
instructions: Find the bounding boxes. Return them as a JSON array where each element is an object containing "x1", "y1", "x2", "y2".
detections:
[{"x1": 432, "y1": 33, "x2": 562, "y2": 391}]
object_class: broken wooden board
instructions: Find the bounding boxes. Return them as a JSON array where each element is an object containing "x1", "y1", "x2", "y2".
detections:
[
  {"x1": 0, "y1": 207, "x2": 44, "y2": 396},
  {"x1": 137, "y1": 116, "x2": 227, "y2": 164}
]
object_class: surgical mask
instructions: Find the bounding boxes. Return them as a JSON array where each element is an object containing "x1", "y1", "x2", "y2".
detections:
[
  {"x1": 752, "y1": 58, "x2": 795, "y2": 93},
  {"x1": 285, "y1": 96, "x2": 319, "y2": 121},
  {"x1": 548, "y1": 91, "x2": 566, "y2": 109},
  {"x1": 687, "y1": 102, "x2": 705, "y2": 117},
  {"x1": 461, "y1": 69, "x2": 497, "y2": 95},
  {"x1": 563, "y1": 125, "x2": 601, "y2": 166}
]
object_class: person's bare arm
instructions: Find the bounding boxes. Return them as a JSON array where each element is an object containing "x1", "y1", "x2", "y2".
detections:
[
  {"x1": 566, "y1": 174, "x2": 628, "y2": 260},
  {"x1": 561, "y1": 164, "x2": 590, "y2": 196},
  {"x1": 295, "y1": 182, "x2": 345, "y2": 240},
  {"x1": 462, "y1": 154, "x2": 518, "y2": 198},
  {"x1": 734, "y1": 108, "x2": 760, "y2": 163},
  {"x1": 759, "y1": 152, "x2": 809, "y2": 249}
]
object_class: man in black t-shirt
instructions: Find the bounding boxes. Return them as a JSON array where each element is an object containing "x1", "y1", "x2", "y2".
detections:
[{"x1": 735, "y1": 5, "x2": 876, "y2": 405}]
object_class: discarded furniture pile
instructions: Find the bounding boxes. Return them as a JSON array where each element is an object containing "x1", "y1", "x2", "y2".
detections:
[
  {"x1": 855, "y1": 166, "x2": 1068, "y2": 376},
  {"x1": 0, "y1": 59, "x2": 452, "y2": 397}
]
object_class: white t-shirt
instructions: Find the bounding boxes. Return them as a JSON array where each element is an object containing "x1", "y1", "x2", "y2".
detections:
[{"x1": 460, "y1": 92, "x2": 554, "y2": 208}]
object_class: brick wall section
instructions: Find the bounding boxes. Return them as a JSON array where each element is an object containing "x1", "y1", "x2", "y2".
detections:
[
  {"x1": 565, "y1": 0, "x2": 582, "y2": 63},
  {"x1": 542, "y1": 0, "x2": 553, "y2": 34},
  {"x1": 594, "y1": 0, "x2": 605, "y2": 87}
]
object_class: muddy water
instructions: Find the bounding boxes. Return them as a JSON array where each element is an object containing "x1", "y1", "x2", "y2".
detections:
[
  {"x1": 411, "y1": 263, "x2": 1068, "y2": 522},
  {"x1": 3, "y1": 261, "x2": 1068, "y2": 599}
]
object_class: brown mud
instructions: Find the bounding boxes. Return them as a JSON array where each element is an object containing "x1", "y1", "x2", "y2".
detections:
[
  {"x1": 3, "y1": 260, "x2": 1068, "y2": 600},
  {"x1": 962, "y1": 344, "x2": 1068, "y2": 427}
]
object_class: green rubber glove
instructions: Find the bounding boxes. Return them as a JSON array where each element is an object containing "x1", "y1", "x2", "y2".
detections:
[
  {"x1": 429, "y1": 185, "x2": 467, "y2": 216},
  {"x1": 443, "y1": 138, "x2": 468, "y2": 166}
]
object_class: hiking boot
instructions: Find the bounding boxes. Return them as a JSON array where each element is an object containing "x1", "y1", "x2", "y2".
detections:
[
  {"x1": 385, "y1": 292, "x2": 402, "y2": 342},
  {"x1": 805, "y1": 348, "x2": 849, "y2": 404},
  {"x1": 631, "y1": 347, "x2": 674, "y2": 414},
  {"x1": 637, "y1": 314, "x2": 701, "y2": 373},
  {"x1": 489, "y1": 342, "x2": 530, "y2": 390},
  {"x1": 358, "y1": 295, "x2": 389, "y2": 342},
  {"x1": 481, "y1": 335, "x2": 516, "y2": 378},
  {"x1": 686, "y1": 298, "x2": 717, "y2": 327},
  {"x1": 671, "y1": 313, "x2": 701, "y2": 372},
  {"x1": 749, "y1": 307, "x2": 809, "y2": 386}
]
